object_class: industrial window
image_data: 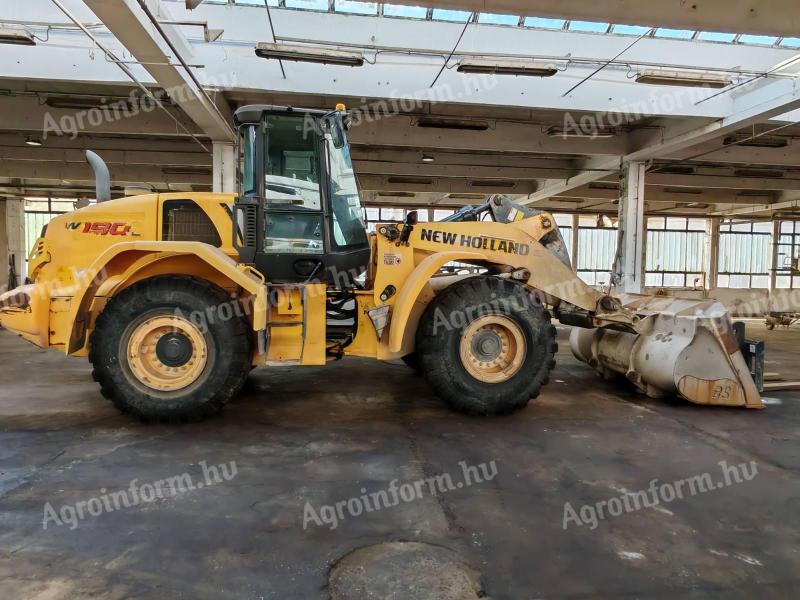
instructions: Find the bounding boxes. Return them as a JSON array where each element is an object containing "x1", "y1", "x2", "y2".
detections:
[
  {"x1": 717, "y1": 220, "x2": 772, "y2": 289},
  {"x1": 645, "y1": 217, "x2": 706, "y2": 289},
  {"x1": 363, "y1": 206, "x2": 432, "y2": 233},
  {"x1": 775, "y1": 220, "x2": 800, "y2": 290},
  {"x1": 24, "y1": 197, "x2": 77, "y2": 261},
  {"x1": 553, "y1": 213, "x2": 573, "y2": 256},
  {"x1": 576, "y1": 215, "x2": 617, "y2": 287}
]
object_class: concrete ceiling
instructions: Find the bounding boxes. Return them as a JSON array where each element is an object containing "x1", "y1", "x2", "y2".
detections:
[{"x1": 384, "y1": 0, "x2": 800, "y2": 37}]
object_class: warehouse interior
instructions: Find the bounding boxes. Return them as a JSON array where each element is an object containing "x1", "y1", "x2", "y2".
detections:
[{"x1": 1, "y1": 1, "x2": 800, "y2": 598}]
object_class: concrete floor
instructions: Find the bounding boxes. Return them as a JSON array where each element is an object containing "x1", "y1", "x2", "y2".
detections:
[{"x1": 1, "y1": 322, "x2": 799, "y2": 599}]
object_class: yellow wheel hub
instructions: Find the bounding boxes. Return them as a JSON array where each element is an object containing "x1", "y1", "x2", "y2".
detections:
[
  {"x1": 459, "y1": 315, "x2": 526, "y2": 384},
  {"x1": 126, "y1": 315, "x2": 208, "y2": 392}
]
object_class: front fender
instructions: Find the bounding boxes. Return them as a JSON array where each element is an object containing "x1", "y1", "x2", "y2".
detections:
[{"x1": 387, "y1": 250, "x2": 483, "y2": 354}]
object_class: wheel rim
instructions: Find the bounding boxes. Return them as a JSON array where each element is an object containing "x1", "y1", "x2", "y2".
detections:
[
  {"x1": 459, "y1": 315, "x2": 526, "y2": 383},
  {"x1": 126, "y1": 315, "x2": 208, "y2": 392}
]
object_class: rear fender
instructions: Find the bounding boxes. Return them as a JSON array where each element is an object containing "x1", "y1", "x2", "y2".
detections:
[{"x1": 65, "y1": 241, "x2": 267, "y2": 355}]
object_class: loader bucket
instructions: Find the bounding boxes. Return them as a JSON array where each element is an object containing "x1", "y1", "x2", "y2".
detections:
[{"x1": 570, "y1": 294, "x2": 763, "y2": 408}]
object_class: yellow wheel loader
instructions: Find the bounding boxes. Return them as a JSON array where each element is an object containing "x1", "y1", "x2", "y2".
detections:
[{"x1": 0, "y1": 105, "x2": 763, "y2": 421}]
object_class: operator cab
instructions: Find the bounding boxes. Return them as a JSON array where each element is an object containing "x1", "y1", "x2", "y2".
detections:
[{"x1": 233, "y1": 105, "x2": 370, "y2": 286}]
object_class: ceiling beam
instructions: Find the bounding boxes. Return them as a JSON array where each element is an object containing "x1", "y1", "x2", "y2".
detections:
[
  {"x1": 524, "y1": 75, "x2": 800, "y2": 203},
  {"x1": 83, "y1": 0, "x2": 235, "y2": 143},
  {"x1": 356, "y1": 174, "x2": 538, "y2": 195},
  {"x1": 349, "y1": 116, "x2": 634, "y2": 156}
]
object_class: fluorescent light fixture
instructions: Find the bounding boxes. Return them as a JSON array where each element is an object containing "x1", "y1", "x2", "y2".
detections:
[
  {"x1": 0, "y1": 24, "x2": 36, "y2": 46},
  {"x1": 448, "y1": 193, "x2": 486, "y2": 200},
  {"x1": 664, "y1": 187, "x2": 704, "y2": 194},
  {"x1": 24, "y1": 137, "x2": 42, "y2": 146},
  {"x1": 686, "y1": 202, "x2": 710, "y2": 209},
  {"x1": 457, "y1": 58, "x2": 559, "y2": 77},
  {"x1": 470, "y1": 180, "x2": 516, "y2": 188},
  {"x1": 255, "y1": 42, "x2": 364, "y2": 66},
  {"x1": 421, "y1": 154, "x2": 435, "y2": 163},
  {"x1": 723, "y1": 133, "x2": 789, "y2": 148},
  {"x1": 416, "y1": 116, "x2": 489, "y2": 131},
  {"x1": 162, "y1": 167, "x2": 212, "y2": 175},
  {"x1": 588, "y1": 181, "x2": 620, "y2": 190},
  {"x1": 377, "y1": 191, "x2": 416, "y2": 198},
  {"x1": 734, "y1": 168, "x2": 784, "y2": 178},
  {"x1": 635, "y1": 69, "x2": 732, "y2": 88},
  {"x1": 657, "y1": 164, "x2": 696, "y2": 175},
  {"x1": 387, "y1": 176, "x2": 433, "y2": 185},
  {"x1": 546, "y1": 125, "x2": 616, "y2": 138}
]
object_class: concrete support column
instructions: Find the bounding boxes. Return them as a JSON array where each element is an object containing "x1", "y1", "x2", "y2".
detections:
[
  {"x1": 770, "y1": 219, "x2": 780, "y2": 293},
  {"x1": 705, "y1": 217, "x2": 720, "y2": 292},
  {"x1": 570, "y1": 213, "x2": 579, "y2": 271},
  {"x1": 5, "y1": 198, "x2": 25, "y2": 285},
  {"x1": 613, "y1": 161, "x2": 647, "y2": 294},
  {"x1": 212, "y1": 143, "x2": 236, "y2": 193}
]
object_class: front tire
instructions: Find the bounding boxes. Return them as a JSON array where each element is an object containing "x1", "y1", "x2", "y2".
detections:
[
  {"x1": 416, "y1": 277, "x2": 557, "y2": 415},
  {"x1": 90, "y1": 276, "x2": 252, "y2": 422}
]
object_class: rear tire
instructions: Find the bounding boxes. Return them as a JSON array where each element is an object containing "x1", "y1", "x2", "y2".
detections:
[
  {"x1": 90, "y1": 276, "x2": 252, "y2": 422},
  {"x1": 416, "y1": 277, "x2": 557, "y2": 415}
]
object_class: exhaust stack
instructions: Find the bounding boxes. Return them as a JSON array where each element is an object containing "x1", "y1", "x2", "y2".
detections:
[{"x1": 85, "y1": 150, "x2": 111, "y2": 202}]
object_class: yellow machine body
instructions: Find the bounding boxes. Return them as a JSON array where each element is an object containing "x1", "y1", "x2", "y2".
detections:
[{"x1": 0, "y1": 190, "x2": 762, "y2": 410}]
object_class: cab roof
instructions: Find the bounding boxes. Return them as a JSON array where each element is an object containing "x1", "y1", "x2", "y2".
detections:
[{"x1": 233, "y1": 105, "x2": 331, "y2": 126}]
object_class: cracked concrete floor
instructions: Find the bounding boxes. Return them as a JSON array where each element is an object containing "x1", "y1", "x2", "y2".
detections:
[{"x1": 1, "y1": 322, "x2": 799, "y2": 599}]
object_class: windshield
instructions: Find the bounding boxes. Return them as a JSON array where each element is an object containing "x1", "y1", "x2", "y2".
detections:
[
  {"x1": 265, "y1": 115, "x2": 322, "y2": 210},
  {"x1": 326, "y1": 131, "x2": 367, "y2": 249}
]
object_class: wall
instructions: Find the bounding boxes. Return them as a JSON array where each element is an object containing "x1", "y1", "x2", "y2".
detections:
[
  {"x1": 0, "y1": 200, "x2": 7, "y2": 292},
  {"x1": 642, "y1": 286, "x2": 800, "y2": 317}
]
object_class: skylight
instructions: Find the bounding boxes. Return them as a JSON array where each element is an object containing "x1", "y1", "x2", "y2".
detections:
[
  {"x1": 523, "y1": 17, "x2": 566, "y2": 29},
  {"x1": 697, "y1": 31, "x2": 737, "y2": 42},
  {"x1": 568, "y1": 21, "x2": 610, "y2": 33},
  {"x1": 230, "y1": 2, "x2": 800, "y2": 51},
  {"x1": 738, "y1": 34, "x2": 779, "y2": 45},
  {"x1": 431, "y1": 9, "x2": 472, "y2": 22},
  {"x1": 334, "y1": 0, "x2": 378, "y2": 15},
  {"x1": 611, "y1": 24, "x2": 651, "y2": 36},
  {"x1": 383, "y1": 4, "x2": 427, "y2": 19},
  {"x1": 478, "y1": 13, "x2": 519, "y2": 26},
  {"x1": 655, "y1": 28, "x2": 695, "y2": 39},
  {"x1": 285, "y1": 0, "x2": 326, "y2": 9}
]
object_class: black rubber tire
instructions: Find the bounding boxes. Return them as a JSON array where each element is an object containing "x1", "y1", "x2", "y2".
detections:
[
  {"x1": 416, "y1": 276, "x2": 557, "y2": 416},
  {"x1": 401, "y1": 352, "x2": 421, "y2": 372},
  {"x1": 89, "y1": 275, "x2": 252, "y2": 423}
]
